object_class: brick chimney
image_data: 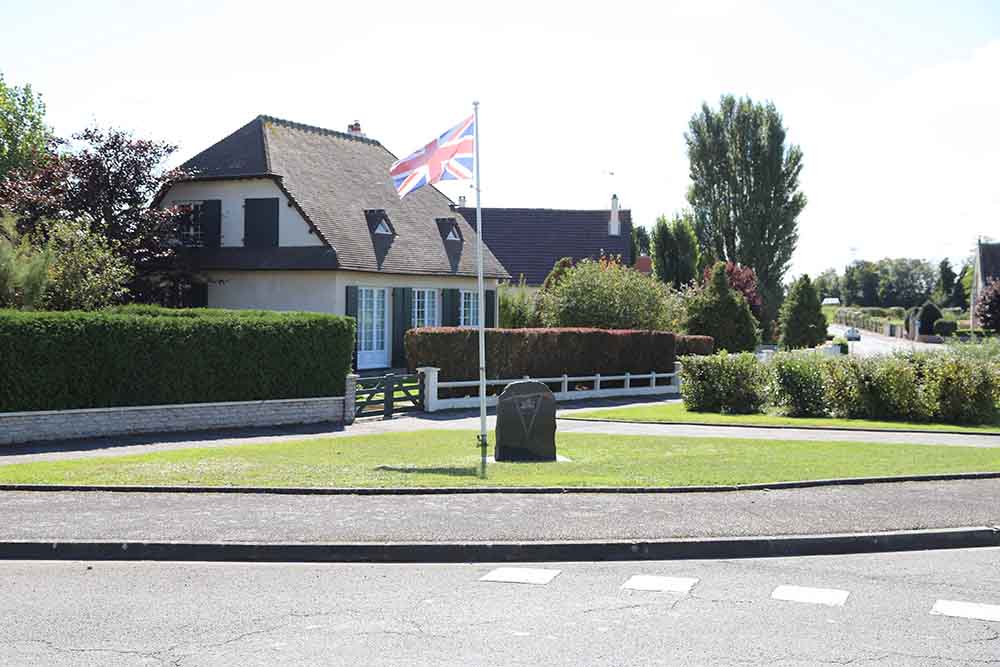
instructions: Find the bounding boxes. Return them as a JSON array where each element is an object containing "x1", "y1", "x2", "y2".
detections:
[{"x1": 347, "y1": 120, "x2": 364, "y2": 137}]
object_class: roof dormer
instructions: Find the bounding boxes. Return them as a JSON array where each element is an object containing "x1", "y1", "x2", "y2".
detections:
[{"x1": 364, "y1": 209, "x2": 396, "y2": 236}]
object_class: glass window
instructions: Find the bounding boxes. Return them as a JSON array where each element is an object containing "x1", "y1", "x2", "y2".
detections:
[
  {"x1": 412, "y1": 289, "x2": 438, "y2": 328},
  {"x1": 460, "y1": 290, "x2": 479, "y2": 327},
  {"x1": 176, "y1": 201, "x2": 205, "y2": 247}
]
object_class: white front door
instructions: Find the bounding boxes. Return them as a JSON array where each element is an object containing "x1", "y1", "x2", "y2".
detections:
[{"x1": 357, "y1": 287, "x2": 389, "y2": 369}]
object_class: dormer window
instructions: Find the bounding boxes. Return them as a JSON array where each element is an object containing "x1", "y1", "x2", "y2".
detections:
[
  {"x1": 365, "y1": 209, "x2": 396, "y2": 236},
  {"x1": 436, "y1": 217, "x2": 462, "y2": 243}
]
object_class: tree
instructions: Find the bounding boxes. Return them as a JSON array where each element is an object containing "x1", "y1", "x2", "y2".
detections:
[
  {"x1": 685, "y1": 95, "x2": 806, "y2": 332},
  {"x1": 974, "y1": 279, "x2": 1000, "y2": 333},
  {"x1": 499, "y1": 277, "x2": 536, "y2": 328},
  {"x1": 779, "y1": 274, "x2": 827, "y2": 349},
  {"x1": 951, "y1": 263, "x2": 970, "y2": 310},
  {"x1": 684, "y1": 261, "x2": 759, "y2": 352},
  {"x1": 934, "y1": 258, "x2": 957, "y2": 306},
  {"x1": 629, "y1": 225, "x2": 650, "y2": 265},
  {"x1": 0, "y1": 215, "x2": 48, "y2": 309},
  {"x1": 875, "y1": 258, "x2": 935, "y2": 307},
  {"x1": 0, "y1": 72, "x2": 50, "y2": 183},
  {"x1": 537, "y1": 255, "x2": 680, "y2": 330},
  {"x1": 651, "y1": 211, "x2": 700, "y2": 289},
  {"x1": 0, "y1": 125, "x2": 190, "y2": 303},
  {"x1": 42, "y1": 219, "x2": 133, "y2": 310},
  {"x1": 813, "y1": 268, "x2": 841, "y2": 301},
  {"x1": 702, "y1": 260, "x2": 761, "y2": 317},
  {"x1": 842, "y1": 260, "x2": 879, "y2": 306}
]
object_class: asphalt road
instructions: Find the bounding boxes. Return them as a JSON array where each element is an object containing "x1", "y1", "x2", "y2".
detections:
[
  {"x1": 828, "y1": 323, "x2": 943, "y2": 357},
  {"x1": 2, "y1": 548, "x2": 998, "y2": 665}
]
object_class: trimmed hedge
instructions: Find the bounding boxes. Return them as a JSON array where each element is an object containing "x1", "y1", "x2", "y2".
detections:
[
  {"x1": 770, "y1": 353, "x2": 827, "y2": 417},
  {"x1": 934, "y1": 319, "x2": 958, "y2": 337},
  {"x1": 676, "y1": 335, "x2": 715, "y2": 356},
  {"x1": 0, "y1": 308, "x2": 355, "y2": 412},
  {"x1": 405, "y1": 327, "x2": 676, "y2": 382},
  {"x1": 680, "y1": 352, "x2": 767, "y2": 414}
]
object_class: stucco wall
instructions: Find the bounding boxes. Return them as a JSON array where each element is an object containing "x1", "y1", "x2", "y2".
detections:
[{"x1": 162, "y1": 178, "x2": 323, "y2": 247}]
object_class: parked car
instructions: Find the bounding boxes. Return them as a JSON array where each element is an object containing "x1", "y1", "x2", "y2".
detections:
[{"x1": 845, "y1": 327, "x2": 861, "y2": 341}]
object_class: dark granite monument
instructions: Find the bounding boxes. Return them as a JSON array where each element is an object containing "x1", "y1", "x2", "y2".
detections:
[{"x1": 495, "y1": 380, "x2": 557, "y2": 462}]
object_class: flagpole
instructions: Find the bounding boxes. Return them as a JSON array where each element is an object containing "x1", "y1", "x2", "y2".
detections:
[{"x1": 473, "y1": 100, "x2": 487, "y2": 477}]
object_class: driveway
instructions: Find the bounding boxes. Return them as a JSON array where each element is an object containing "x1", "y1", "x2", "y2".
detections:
[{"x1": 828, "y1": 323, "x2": 943, "y2": 357}]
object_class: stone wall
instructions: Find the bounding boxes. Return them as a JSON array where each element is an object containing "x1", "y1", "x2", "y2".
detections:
[{"x1": 1, "y1": 375, "x2": 359, "y2": 446}]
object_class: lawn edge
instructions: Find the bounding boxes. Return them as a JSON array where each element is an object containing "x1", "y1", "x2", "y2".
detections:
[
  {"x1": 3, "y1": 526, "x2": 999, "y2": 562},
  {"x1": 2, "y1": 470, "x2": 999, "y2": 495},
  {"x1": 561, "y1": 415, "x2": 1000, "y2": 437}
]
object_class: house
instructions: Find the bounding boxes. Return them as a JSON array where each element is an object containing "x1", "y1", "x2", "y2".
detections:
[
  {"x1": 457, "y1": 195, "x2": 633, "y2": 288},
  {"x1": 156, "y1": 115, "x2": 509, "y2": 370},
  {"x1": 972, "y1": 240, "x2": 1000, "y2": 328}
]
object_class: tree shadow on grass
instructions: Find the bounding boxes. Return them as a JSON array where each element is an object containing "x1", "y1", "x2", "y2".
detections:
[{"x1": 374, "y1": 465, "x2": 480, "y2": 478}]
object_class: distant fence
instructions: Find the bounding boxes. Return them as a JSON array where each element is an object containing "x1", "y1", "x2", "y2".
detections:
[{"x1": 417, "y1": 363, "x2": 681, "y2": 412}]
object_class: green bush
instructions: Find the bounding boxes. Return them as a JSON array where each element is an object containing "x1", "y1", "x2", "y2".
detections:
[
  {"x1": 537, "y1": 256, "x2": 681, "y2": 330},
  {"x1": 676, "y1": 335, "x2": 714, "y2": 356},
  {"x1": 684, "y1": 262, "x2": 759, "y2": 352},
  {"x1": 888, "y1": 307, "x2": 906, "y2": 319},
  {"x1": 498, "y1": 278, "x2": 536, "y2": 328},
  {"x1": 770, "y1": 353, "x2": 828, "y2": 417},
  {"x1": 42, "y1": 220, "x2": 133, "y2": 311},
  {"x1": 916, "y1": 302, "x2": 943, "y2": 336},
  {"x1": 823, "y1": 356, "x2": 932, "y2": 422},
  {"x1": 680, "y1": 352, "x2": 767, "y2": 414},
  {"x1": 0, "y1": 308, "x2": 355, "y2": 411},
  {"x1": 405, "y1": 327, "x2": 676, "y2": 384},
  {"x1": 779, "y1": 274, "x2": 827, "y2": 349},
  {"x1": 933, "y1": 319, "x2": 958, "y2": 337},
  {"x1": 919, "y1": 355, "x2": 998, "y2": 424}
]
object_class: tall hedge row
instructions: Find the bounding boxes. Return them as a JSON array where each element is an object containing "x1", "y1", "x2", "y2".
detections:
[
  {"x1": 405, "y1": 327, "x2": 678, "y2": 382},
  {"x1": 0, "y1": 307, "x2": 355, "y2": 412}
]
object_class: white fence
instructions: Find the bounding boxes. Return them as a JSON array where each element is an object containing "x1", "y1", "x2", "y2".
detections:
[{"x1": 417, "y1": 363, "x2": 681, "y2": 412}]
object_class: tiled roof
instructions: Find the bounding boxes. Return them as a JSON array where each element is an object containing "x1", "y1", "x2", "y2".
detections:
[
  {"x1": 457, "y1": 207, "x2": 633, "y2": 285},
  {"x1": 177, "y1": 116, "x2": 508, "y2": 279}
]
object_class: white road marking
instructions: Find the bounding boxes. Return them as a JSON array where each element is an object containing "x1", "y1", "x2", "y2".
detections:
[
  {"x1": 771, "y1": 585, "x2": 850, "y2": 607},
  {"x1": 480, "y1": 567, "x2": 561, "y2": 585},
  {"x1": 621, "y1": 575, "x2": 699, "y2": 593},
  {"x1": 931, "y1": 599, "x2": 1000, "y2": 622}
]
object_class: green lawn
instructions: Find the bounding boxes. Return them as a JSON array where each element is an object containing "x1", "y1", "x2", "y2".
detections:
[
  {"x1": 1, "y1": 430, "x2": 998, "y2": 488},
  {"x1": 568, "y1": 402, "x2": 1000, "y2": 434}
]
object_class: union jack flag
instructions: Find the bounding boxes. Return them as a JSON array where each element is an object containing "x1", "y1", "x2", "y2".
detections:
[{"x1": 390, "y1": 115, "x2": 475, "y2": 198}]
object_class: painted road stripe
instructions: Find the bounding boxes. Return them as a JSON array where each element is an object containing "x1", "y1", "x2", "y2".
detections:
[
  {"x1": 931, "y1": 599, "x2": 1000, "y2": 622},
  {"x1": 621, "y1": 575, "x2": 699, "y2": 593},
  {"x1": 480, "y1": 567, "x2": 561, "y2": 585},
  {"x1": 771, "y1": 585, "x2": 850, "y2": 607}
]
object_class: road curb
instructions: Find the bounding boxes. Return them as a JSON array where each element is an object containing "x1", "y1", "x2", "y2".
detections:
[
  {"x1": 2, "y1": 527, "x2": 998, "y2": 563},
  {"x1": 558, "y1": 416, "x2": 1000, "y2": 437},
  {"x1": 2, "y1": 471, "x2": 1000, "y2": 495}
]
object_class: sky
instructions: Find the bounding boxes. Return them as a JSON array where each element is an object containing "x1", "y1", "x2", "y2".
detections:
[{"x1": 2, "y1": 0, "x2": 998, "y2": 279}]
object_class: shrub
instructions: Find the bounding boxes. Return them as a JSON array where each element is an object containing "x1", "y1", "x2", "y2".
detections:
[
  {"x1": 0, "y1": 215, "x2": 49, "y2": 309},
  {"x1": 498, "y1": 278, "x2": 536, "y2": 328},
  {"x1": 769, "y1": 353, "x2": 828, "y2": 417},
  {"x1": 888, "y1": 306, "x2": 906, "y2": 320},
  {"x1": 0, "y1": 308, "x2": 355, "y2": 412},
  {"x1": 405, "y1": 327, "x2": 676, "y2": 383},
  {"x1": 975, "y1": 278, "x2": 1000, "y2": 333},
  {"x1": 823, "y1": 356, "x2": 932, "y2": 422},
  {"x1": 920, "y1": 355, "x2": 999, "y2": 424},
  {"x1": 676, "y1": 335, "x2": 714, "y2": 356},
  {"x1": 933, "y1": 319, "x2": 958, "y2": 337},
  {"x1": 684, "y1": 262, "x2": 759, "y2": 352},
  {"x1": 680, "y1": 352, "x2": 767, "y2": 414},
  {"x1": 916, "y1": 302, "x2": 943, "y2": 336},
  {"x1": 779, "y1": 274, "x2": 827, "y2": 349},
  {"x1": 42, "y1": 220, "x2": 133, "y2": 311},
  {"x1": 537, "y1": 256, "x2": 681, "y2": 330}
]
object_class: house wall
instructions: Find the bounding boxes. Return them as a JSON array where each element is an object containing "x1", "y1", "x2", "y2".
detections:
[{"x1": 162, "y1": 178, "x2": 323, "y2": 247}]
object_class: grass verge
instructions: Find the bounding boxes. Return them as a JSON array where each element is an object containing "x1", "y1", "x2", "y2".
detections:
[
  {"x1": 567, "y1": 402, "x2": 1000, "y2": 434},
  {"x1": 1, "y1": 430, "x2": 998, "y2": 488}
]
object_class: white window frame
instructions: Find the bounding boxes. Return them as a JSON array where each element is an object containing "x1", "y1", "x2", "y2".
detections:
[
  {"x1": 412, "y1": 288, "x2": 439, "y2": 328},
  {"x1": 356, "y1": 286, "x2": 390, "y2": 369},
  {"x1": 175, "y1": 200, "x2": 205, "y2": 247},
  {"x1": 460, "y1": 289, "x2": 480, "y2": 327}
]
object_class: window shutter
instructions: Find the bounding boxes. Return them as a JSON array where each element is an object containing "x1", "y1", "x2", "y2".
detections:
[
  {"x1": 391, "y1": 287, "x2": 413, "y2": 369},
  {"x1": 200, "y1": 200, "x2": 222, "y2": 248},
  {"x1": 345, "y1": 285, "x2": 359, "y2": 370},
  {"x1": 441, "y1": 288, "x2": 460, "y2": 326},
  {"x1": 485, "y1": 289, "x2": 496, "y2": 328},
  {"x1": 244, "y1": 198, "x2": 279, "y2": 248}
]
